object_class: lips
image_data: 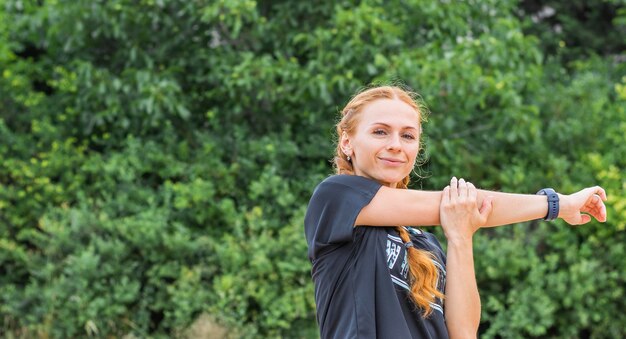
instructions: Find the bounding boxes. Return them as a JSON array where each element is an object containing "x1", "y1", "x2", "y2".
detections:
[{"x1": 379, "y1": 157, "x2": 405, "y2": 165}]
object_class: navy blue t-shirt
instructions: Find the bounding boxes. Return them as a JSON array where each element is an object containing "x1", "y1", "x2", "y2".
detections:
[{"x1": 304, "y1": 175, "x2": 448, "y2": 338}]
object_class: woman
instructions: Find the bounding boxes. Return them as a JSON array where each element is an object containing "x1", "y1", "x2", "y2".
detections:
[{"x1": 303, "y1": 86, "x2": 607, "y2": 338}]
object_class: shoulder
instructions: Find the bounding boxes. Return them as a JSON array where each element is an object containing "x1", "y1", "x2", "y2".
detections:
[
  {"x1": 305, "y1": 175, "x2": 383, "y2": 229},
  {"x1": 304, "y1": 175, "x2": 383, "y2": 259},
  {"x1": 313, "y1": 175, "x2": 382, "y2": 198}
]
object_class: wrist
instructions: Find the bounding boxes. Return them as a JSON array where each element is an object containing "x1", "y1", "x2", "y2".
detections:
[
  {"x1": 446, "y1": 238, "x2": 474, "y2": 257},
  {"x1": 445, "y1": 234, "x2": 474, "y2": 247},
  {"x1": 536, "y1": 188, "x2": 560, "y2": 221},
  {"x1": 556, "y1": 193, "x2": 569, "y2": 219}
]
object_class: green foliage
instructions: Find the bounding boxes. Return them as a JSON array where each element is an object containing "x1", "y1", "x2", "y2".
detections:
[
  {"x1": 519, "y1": 0, "x2": 626, "y2": 63},
  {"x1": 0, "y1": 0, "x2": 624, "y2": 337}
]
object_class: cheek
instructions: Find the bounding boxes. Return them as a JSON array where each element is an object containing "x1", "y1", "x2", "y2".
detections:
[
  {"x1": 355, "y1": 139, "x2": 380, "y2": 155},
  {"x1": 407, "y1": 147, "x2": 420, "y2": 162}
]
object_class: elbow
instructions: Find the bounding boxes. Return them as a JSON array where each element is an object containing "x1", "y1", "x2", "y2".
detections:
[
  {"x1": 447, "y1": 319, "x2": 479, "y2": 339},
  {"x1": 448, "y1": 329, "x2": 478, "y2": 339}
]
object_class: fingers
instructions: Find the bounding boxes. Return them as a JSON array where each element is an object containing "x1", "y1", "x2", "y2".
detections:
[
  {"x1": 458, "y1": 178, "x2": 468, "y2": 198},
  {"x1": 469, "y1": 182, "x2": 492, "y2": 224},
  {"x1": 593, "y1": 193, "x2": 608, "y2": 222},
  {"x1": 442, "y1": 185, "x2": 451, "y2": 205},
  {"x1": 468, "y1": 182, "x2": 477, "y2": 200},
  {"x1": 449, "y1": 177, "x2": 471, "y2": 197},
  {"x1": 448, "y1": 176, "x2": 480, "y2": 207},
  {"x1": 449, "y1": 176, "x2": 476, "y2": 198},
  {"x1": 583, "y1": 192, "x2": 608, "y2": 223},
  {"x1": 450, "y1": 177, "x2": 458, "y2": 199},
  {"x1": 479, "y1": 196, "x2": 494, "y2": 221},
  {"x1": 583, "y1": 196, "x2": 604, "y2": 213},
  {"x1": 592, "y1": 202, "x2": 607, "y2": 223},
  {"x1": 592, "y1": 186, "x2": 608, "y2": 201},
  {"x1": 579, "y1": 214, "x2": 591, "y2": 225},
  {"x1": 565, "y1": 186, "x2": 609, "y2": 225}
]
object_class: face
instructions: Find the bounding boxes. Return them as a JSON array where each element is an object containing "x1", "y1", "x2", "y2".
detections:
[{"x1": 342, "y1": 98, "x2": 421, "y2": 188}]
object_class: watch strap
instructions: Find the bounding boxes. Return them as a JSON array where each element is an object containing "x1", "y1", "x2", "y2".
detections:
[{"x1": 536, "y1": 188, "x2": 559, "y2": 221}]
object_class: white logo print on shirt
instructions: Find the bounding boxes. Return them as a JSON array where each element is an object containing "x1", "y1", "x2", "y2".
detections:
[
  {"x1": 386, "y1": 239, "x2": 401, "y2": 269},
  {"x1": 385, "y1": 231, "x2": 446, "y2": 314},
  {"x1": 400, "y1": 253, "x2": 409, "y2": 278}
]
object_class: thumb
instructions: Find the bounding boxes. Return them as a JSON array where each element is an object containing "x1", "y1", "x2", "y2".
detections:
[
  {"x1": 578, "y1": 214, "x2": 591, "y2": 225},
  {"x1": 479, "y1": 196, "x2": 494, "y2": 221}
]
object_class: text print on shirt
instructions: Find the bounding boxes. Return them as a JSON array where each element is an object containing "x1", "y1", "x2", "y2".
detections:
[{"x1": 386, "y1": 230, "x2": 446, "y2": 315}]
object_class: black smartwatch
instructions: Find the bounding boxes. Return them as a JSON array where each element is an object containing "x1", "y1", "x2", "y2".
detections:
[{"x1": 536, "y1": 188, "x2": 559, "y2": 221}]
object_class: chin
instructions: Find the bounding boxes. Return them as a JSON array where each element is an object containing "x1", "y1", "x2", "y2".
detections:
[
  {"x1": 357, "y1": 168, "x2": 409, "y2": 187},
  {"x1": 377, "y1": 174, "x2": 407, "y2": 187}
]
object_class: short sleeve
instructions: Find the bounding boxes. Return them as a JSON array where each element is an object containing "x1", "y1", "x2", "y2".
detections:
[{"x1": 304, "y1": 175, "x2": 382, "y2": 261}]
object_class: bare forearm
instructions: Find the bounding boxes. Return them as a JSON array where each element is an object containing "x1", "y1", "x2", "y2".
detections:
[
  {"x1": 357, "y1": 187, "x2": 548, "y2": 228},
  {"x1": 477, "y1": 190, "x2": 548, "y2": 227},
  {"x1": 444, "y1": 239, "x2": 480, "y2": 338},
  {"x1": 356, "y1": 188, "x2": 442, "y2": 226}
]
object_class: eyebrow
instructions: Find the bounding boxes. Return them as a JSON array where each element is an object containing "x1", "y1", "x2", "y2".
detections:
[{"x1": 370, "y1": 122, "x2": 419, "y2": 131}]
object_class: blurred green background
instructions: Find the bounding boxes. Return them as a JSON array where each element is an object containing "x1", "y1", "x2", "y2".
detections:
[{"x1": 1, "y1": 0, "x2": 625, "y2": 338}]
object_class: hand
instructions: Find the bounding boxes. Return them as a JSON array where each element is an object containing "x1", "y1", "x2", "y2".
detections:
[
  {"x1": 559, "y1": 186, "x2": 608, "y2": 225},
  {"x1": 440, "y1": 177, "x2": 493, "y2": 242}
]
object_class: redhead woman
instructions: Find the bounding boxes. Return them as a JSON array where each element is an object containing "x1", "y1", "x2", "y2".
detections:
[{"x1": 304, "y1": 86, "x2": 607, "y2": 338}]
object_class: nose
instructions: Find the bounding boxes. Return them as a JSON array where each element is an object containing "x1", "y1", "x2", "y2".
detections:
[{"x1": 387, "y1": 133, "x2": 402, "y2": 151}]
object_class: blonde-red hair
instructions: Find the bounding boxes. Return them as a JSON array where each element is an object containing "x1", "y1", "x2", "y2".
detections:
[{"x1": 334, "y1": 85, "x2": 443, "y2": 316}]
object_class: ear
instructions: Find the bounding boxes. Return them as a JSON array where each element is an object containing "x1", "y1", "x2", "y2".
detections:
[{"x1": 340, "y1": 131, "x2": 352, "y2": 156}]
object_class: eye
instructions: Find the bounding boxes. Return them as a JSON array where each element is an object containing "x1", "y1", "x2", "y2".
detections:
[
  {"x1": 402, "y1": 133, "x2": 416, "y2": 140},
  {"x1": 373, "y1": 129, "x2": 387, "y2": 135}
]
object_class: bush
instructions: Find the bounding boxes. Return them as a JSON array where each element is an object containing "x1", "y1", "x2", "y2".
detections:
[{"x1": 1, "y1": 0, "x2": 624, "y2": 337}]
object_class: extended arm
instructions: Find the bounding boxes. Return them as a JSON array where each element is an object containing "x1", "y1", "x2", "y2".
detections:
[
  {"x1": 475, "y1": 189, "x2": 546, "y2": 227},
  {"x1": 355, "y1": 178, "x2": 607, "y2": 227}
]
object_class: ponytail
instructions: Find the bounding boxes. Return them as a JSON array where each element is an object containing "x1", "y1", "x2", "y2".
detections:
[{"x1": 396, "y1": 226, "x2": 444, "y2": 316}]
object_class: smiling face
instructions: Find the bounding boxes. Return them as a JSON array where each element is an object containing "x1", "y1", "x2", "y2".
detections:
[{"x1": 341, "y1": 98, "x2": 421, "y2": 188}]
